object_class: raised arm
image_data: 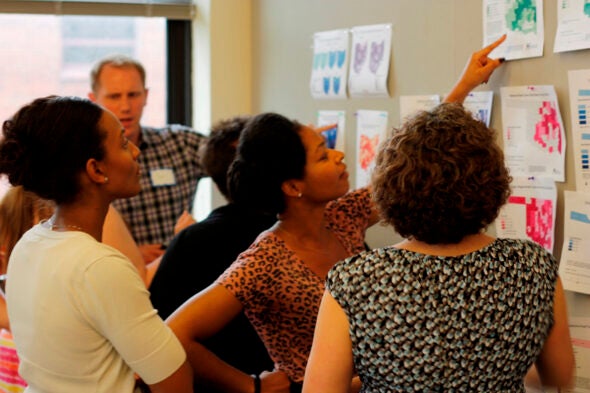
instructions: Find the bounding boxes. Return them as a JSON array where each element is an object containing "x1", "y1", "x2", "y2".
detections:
[{"x1": 444, "y1": 35, "x2": 506, "y2": 104}]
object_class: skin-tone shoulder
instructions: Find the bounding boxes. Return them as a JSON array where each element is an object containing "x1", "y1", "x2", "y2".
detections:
[{"x1": 102, "y1": 205, "x2": 147, "y2": 284}]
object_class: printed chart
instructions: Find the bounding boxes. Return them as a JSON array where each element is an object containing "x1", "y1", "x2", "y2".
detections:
[
  {"x1": 500, "y1": 85, "x2": 566, "y2": 181},
  {"x1": 495, "y1": 177, "x2": 556, "y2": 252}
]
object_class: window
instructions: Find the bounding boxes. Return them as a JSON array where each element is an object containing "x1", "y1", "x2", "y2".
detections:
[{"x1": 0, "y1": 14, "x2": 166, "y2": 126}]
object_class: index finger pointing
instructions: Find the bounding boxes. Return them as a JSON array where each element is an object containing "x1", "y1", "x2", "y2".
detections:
[{"x1": 481, "y1": 34, "x2": 507, "y2": 56}]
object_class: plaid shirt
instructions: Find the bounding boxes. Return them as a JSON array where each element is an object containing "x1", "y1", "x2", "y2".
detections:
[{"x1": 112, "y1": 125, "x2": 207, "y2": 246}]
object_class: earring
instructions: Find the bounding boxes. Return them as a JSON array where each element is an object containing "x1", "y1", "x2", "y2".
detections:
[
  {"x1": 104, "y1": 176, "x2": 109, "y2": 183},
  {"x1": 297, "y1": 192, "x2": 302, "y2": 198}
]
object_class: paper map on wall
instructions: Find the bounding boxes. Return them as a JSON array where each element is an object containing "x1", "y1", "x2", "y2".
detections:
[
  {"x1": 568, "y1": 69, "x2": 590, "y2": 193},
  {"x1": 348, "y1": 24, "x2": 392, "y2": 98},
  {"x1": 483, "y1": 0, "x2": 544, "y2": 60},
  {"x1": 310, "y1": 29, "x2": 349, "y2": 99},
  {"x1": 317, "y1": 110, "x2": 346, "y2": 153},
  {"x1": 495, "y1": 176, "x2": 556, "y2": 252},
  {"x1": 463, "y1": 91, "x2": 494, "y2": 127},
  {"x1": 554, "y1": 0, "x2": 590, "y2": 53},
  {"x1": 500, "y1": 85, "x2": 566, "y2": 181},
  {"x1": 560, "y1": 191, "x2": 590, "y2": 295},
  {"x1": 355, "y1": 110, "x2": 388, "y2": 188}
]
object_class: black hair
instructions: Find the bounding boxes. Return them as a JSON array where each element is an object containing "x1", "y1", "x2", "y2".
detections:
[
  {"x1": 227, "y1": 112, "x2": 306, "y2": 215},
  {"x1": 0, "y1": 96, "x2": 106, "y2": 204}
]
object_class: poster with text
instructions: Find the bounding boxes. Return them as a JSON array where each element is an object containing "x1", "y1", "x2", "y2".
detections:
[
  {"x1": 463, "y1": 91, "x2": 494, "y2": 127},
  {"x1": 355, "y1": 110, "x2": 388, "y2": 189},
  {"x1": 495, "y1": 176, "x2": 556, "y2": 252},
  {"x1": 483, "y1": 0, "x2": 544, "y2": 60},
  {"x1": 348, "y1": 24, "x2": 392, "y2": 98},
  {"x1": 559, "y1": 191, "x2": 590, "y2": 295},
  {"x1": 399, "y1": 95, "x2": 440, "y2": 124},
  {"x1": 563, "y1": 317, "x2": 590, "y2": 393},
  {"x1": 317, "y1": 110, "x2": 346, "y2": 154},
  {"x1": 500, "y1": 85, "x2": 566, "y2": 181},
  {"x1": 554, "y1": 0, "x2": 590, "y2": 53},
  {"x1": 310, "y1": 29, "x2": 349, "y2": 99},
  {"x1": 568, "y1": 69, "x2": 590, "y2": 193}
]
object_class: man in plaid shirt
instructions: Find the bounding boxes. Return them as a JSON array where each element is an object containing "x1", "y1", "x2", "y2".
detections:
[{"x1": 89, "y1": 55, "x2": 207, "y2": 263}]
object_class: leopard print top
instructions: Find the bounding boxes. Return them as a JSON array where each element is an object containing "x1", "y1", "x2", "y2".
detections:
[
  {"x1": 217, "y1": 188, "x2": 372, "y2": 382},
  {"x1": 327, "y1": 239, "x2": 558, "y2": 392}
]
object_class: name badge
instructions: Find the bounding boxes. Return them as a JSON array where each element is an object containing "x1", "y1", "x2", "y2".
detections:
[{"x1": 150, "y1": 168, "x2": 176, "y2": 187}]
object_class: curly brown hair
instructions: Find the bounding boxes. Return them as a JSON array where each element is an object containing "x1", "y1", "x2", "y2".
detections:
[{"x1": 372, "y1": 103, "x2": 511, "y2": 244}]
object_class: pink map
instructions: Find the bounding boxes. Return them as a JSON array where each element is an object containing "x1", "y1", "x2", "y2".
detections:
[
  {"x1": 508, "y1": 195, "x2": 553, "y2": 250},
  {"x1": 359, "y1": 134, "x2": 379, "y2": 170},
  {"x1": 534, "y1": 101, "x2": 562, "y2": 154}
]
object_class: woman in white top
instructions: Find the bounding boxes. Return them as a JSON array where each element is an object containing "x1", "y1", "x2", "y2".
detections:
[{"x1": 0, "y1": 96, "x2": 193, "y2": 393}]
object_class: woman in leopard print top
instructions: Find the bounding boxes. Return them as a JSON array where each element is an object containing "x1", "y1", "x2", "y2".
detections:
[{"x1": 169, "y1": 111, "x2": 379, "y2": 393}]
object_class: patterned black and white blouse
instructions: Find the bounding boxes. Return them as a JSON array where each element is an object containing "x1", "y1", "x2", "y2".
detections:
[{"x1": 327, "y1": 238, "x2": 558, "y2": 393}]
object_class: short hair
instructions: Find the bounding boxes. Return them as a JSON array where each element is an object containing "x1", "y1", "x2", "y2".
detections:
[
  {"x1": 202, "y1": 116, "x2": 250, "y2": 200},
  {"x1": 0, "y1": 96, "x2": 106, "y2": 204},
  {"x1": 0, "y1": 186, "x2": 54, "y2": 273},
  {"x1": 372, "y1": 103, "x2": 511, "y2": 244},
  {"x1": 227, "y1": 113, "x2": 305, "y2": 215},
  {"x1": 90, "y1": 54, "x2": 146, "y2": 93}
]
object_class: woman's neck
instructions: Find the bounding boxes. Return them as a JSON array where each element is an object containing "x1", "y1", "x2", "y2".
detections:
[
  {"x1": 275, "y1": 203, "x2": 329, "y2": 243},
  {"x1": 49, "y1": 202, "x2": 109, "y2": 242},
  {"x1": 395, "y1": 233, "x2": 496, "y2": 257}
]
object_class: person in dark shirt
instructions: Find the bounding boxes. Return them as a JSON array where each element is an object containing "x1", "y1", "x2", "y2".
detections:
[{"x1": 149, "y1": 116, "x2": 275, "y2": 392}]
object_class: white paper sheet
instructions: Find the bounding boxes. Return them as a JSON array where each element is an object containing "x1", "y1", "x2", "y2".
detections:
[
  {"x1": 355, "y1": 110, "x2": 388, "y2": 189},
  {"x1": 310, "y1": 29, "x2": 349, "y2": 99},
  {"x1": 554, "y1": 0, "x2": 590, "y2": 53},
  {"x1": 559, "y1": 191, "x2": 590, "y2": 295},
  {"x1": 483, "y1": 0, "x2": 544, "y2": 60},
  {"x1": 500, "y1": 85, "x2": 566, "y2": 182},
  {"x1": 399, "y1": 95, "x2": 440, "y2": 124},
  {"x1": 348, "y1": 24, "x2": 392, "y2": 98},
  {"x1": 568, "y1": 70, "x2": 590, "y2": 193},
  {"x1": 463, "y1": 91, "x2": 495, "y2": 127},
  {"x1": 563, "y1": 317, "x2": 590, "y2": 393},
  {"x1": 495, "y1": 177, "x2": 557, "y2": 252},
  {"x1": 317, "y1": 110, "x2": 346, "y2": 154}
]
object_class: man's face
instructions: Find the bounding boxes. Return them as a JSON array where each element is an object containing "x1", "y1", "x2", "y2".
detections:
[{"x1": 89, "y1": 64, "x2": 148, "y2": 145}]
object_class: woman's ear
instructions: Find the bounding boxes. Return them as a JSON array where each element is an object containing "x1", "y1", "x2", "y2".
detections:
[
  {"x1": 85, "y1": 158, "x2": 106, "y2": 185},
  {"x1": 281, "y1": 179, "x2": 304, "y2": 199}
]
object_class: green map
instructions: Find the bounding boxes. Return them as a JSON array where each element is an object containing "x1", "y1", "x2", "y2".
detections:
[{"x1": 506, "y1": 0, "x2": 537, "y2": 34}]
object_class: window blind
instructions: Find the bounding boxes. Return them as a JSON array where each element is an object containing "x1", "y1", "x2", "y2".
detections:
[{"x1": 0, "y1": 1, "x2": 195, "y2": 20}]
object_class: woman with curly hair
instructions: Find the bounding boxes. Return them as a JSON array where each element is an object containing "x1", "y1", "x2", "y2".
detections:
[
  {"x1": 303, "y1": 105, "x2": 574, "y2": 391},
  {"x1": 0, "y1": 96, "x2": 193, "y2": 393}
]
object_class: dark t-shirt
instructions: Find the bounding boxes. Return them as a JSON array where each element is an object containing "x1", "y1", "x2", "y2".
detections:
[{"x1": 149, "y1": 203, "x2": 276, "y2": 389}]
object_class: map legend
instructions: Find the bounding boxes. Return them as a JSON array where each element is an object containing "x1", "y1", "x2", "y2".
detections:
[{"x1": 579, "y1": 103, "x2": 588, "y2": 125}]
